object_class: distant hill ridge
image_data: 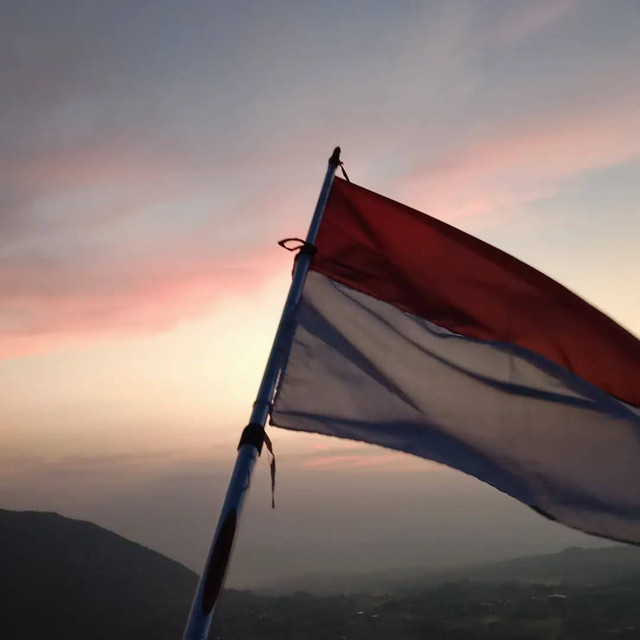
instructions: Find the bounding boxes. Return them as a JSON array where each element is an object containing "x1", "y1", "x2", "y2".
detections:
[
  {"x1": 264, "y1": 544, "x2": 640, "y2": 595},
  {"x1": 454, "y1": 544, "x2": 640, "y2": 585}
]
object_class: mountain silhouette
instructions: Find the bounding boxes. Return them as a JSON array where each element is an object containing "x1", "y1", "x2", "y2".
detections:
[{"x1": 0, "y1": 509, "x2": 197, "y2": 639}]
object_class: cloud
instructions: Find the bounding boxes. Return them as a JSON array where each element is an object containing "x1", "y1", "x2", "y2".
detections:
[
  {"x1": 0, "y1": 141, "x2": 292, "y2": 357},
  {"x1": 2, "y1": 0, "x2": 639, "y2": 358},
  {"x1": 6, "y1": 84, "x2": 640, "y2": 357},
  {"x1": 302, "y1": 453, "x2": 398, "y2": 470},
  {"x1": 484, "y1": 0, "x2": 581, "y2": 46},
  {"x1": 396, "y1": 83, "x2": 640, "y2": 221},
  {"x1": 0, "y1": 241, "x2": 284, "y2": 357},
  {"x1": 0, "y1": 447, "x2": 221, "y2": 483},
  {"x1": 297, "y1": 444, "x2": 442, "y2": 472}
]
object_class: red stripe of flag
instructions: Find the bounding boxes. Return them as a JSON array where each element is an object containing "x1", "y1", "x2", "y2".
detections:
[{"x1": 312, "y1": 178, "x2": 640, "y2": 407}]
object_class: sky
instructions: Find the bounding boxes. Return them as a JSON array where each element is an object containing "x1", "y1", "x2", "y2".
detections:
[{"x1": 2, "y1": 0, "x2": 640, "y2": 587}]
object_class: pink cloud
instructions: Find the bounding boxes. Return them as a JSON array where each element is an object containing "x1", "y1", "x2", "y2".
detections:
[
  {"x1": 302, "y1": 454, "x2": 390, "y2": 470},
  {"x1": 0, "y1": 133, "x2": 308, "y2": 358},
  {"x1": 0, "y1": 247, "x2": 287, "y2": 358},
  {"x1": 4, "y1": 25, "x2": 639, "y2": 360},
  {"x1": 397, "y1": 87, "x2": 640, "y2": 221},
  {"x1": 299, "y1": 448, "x2": 441, "y2": 473}
]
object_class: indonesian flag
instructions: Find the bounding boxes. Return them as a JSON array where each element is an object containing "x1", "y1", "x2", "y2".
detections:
[{"x1": 271, "y1": 177, "x2": 640, "y2": 543}]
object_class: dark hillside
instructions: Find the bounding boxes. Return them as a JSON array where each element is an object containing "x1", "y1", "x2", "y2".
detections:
[{"x1": 0, "y1": 509, "x2": 197, "y2": 639}]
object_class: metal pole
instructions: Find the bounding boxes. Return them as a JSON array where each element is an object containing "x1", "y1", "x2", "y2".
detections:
[{"x1": 182, "y1": 147, "x2": 341, "y2": 640}]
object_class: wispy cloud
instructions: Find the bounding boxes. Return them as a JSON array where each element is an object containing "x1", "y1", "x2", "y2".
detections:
[
  {"x1": 2, "y1": 0, "x2": 639, "y2": 358},
  {"x1": 396, "y1": 82, "x2": 640, "y2": 221},
  {"x1": 484, "y1": 0, "x2": 581, "y2": 46},
  {"x1": 0, "y1": 135, "x2": 296, "y2": 357},
  {"x1": 298, "y1": 445, "x2": 441, "y2": 472},
  {"x1": 0, "y1": 245, "x2": 284, "y2": 357}
]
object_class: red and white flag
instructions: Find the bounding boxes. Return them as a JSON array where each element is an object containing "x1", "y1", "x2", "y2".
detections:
[{"x1": 271, "y1": 177, "x2": 640, "y2": 543}]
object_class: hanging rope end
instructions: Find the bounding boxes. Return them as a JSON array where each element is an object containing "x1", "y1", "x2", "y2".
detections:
[{"x1": 263, "y1": 432, "x2": 276, "y2": 510}]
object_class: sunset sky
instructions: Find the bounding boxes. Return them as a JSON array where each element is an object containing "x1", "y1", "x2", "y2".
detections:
[{"x1": 3, "y1": 0, "x2": 640, "y2": 586}]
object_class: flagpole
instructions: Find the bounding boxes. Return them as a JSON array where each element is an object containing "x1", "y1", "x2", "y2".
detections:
[{"x1": 182, "y1": 147, "x2": 341, "y2": 640}]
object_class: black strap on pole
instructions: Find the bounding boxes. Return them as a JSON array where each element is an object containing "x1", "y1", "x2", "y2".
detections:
[
  {"x1": 237, "y1": 423, "x2": 276, "y2": 508},
  {"x1": 237, "y1": 422, "x2": 265, "y2": 454}
]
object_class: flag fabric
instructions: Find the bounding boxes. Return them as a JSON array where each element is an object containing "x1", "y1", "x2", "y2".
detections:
[{"x1": 270, "y1": 177, "x2": 640, "y2": 544}]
